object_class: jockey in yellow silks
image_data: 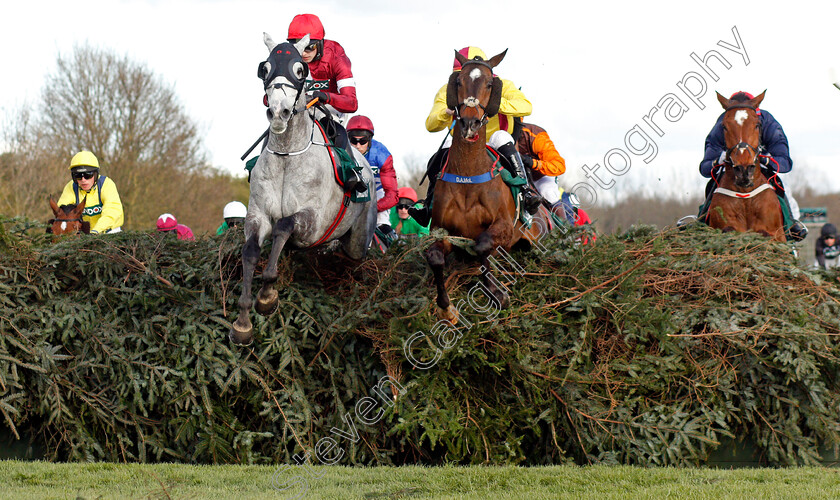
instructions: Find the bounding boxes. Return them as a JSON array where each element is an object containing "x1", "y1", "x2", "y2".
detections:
[
  {"x1": 57, "y1": 151, "x2": 124, "y2": 234},
  {"x1": 409, "y1": 46, "x2": 541, "y2": 226}
]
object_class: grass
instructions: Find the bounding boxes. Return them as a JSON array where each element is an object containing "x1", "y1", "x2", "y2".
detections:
[{"x1": 2, "y1": 461, "x2": 840, "y2": 499}]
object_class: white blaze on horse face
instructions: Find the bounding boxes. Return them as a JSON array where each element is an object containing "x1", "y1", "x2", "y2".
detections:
[
  {"x1": 469, "y1": 68, "x2": 481, "y2": 81},
  {"x1": 734, "y1": 110, "x2": 748, "y2": 126},
  {"x1": 60, "y1": 222, "x2": 67, "y2": 231}
]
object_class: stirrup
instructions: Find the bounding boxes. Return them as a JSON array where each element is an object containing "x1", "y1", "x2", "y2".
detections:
[
  {"x1": 343, "y1": 171, "x2": 367, "y2": 194},
  {"x1": 788, "y1": 220, "x2": 808, "y2": 242},
  {"x1": 522, "y1": 191, "x2": 542, "y2": 215},
  {"x1": 677, "y1": 215, "x2": 697, "y2": 230}
]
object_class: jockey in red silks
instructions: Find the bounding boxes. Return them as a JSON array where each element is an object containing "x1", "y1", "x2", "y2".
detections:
[
  {"x1": 285, "y1": 13, "x2": 365, "y2": 192},
  {"x1": 287, "y1": 13, "x2": 357, "y2": 116},
  {"x1": 347, "y1": 115, "x2": 399, "y2": 233}
]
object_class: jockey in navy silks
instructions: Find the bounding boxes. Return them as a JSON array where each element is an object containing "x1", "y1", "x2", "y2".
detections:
[{"x1": 683, "y1": 91, "x2": 807, "y2": 240}]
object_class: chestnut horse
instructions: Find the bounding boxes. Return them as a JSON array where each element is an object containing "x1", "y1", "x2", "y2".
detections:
[
  {"x1": 47, "y1": 197, "x2": 89, "y2": 236},
  {"x1": 426, "y1": 49, "x2": 548, "y2": 323},
  {"x1": 707, "y1": 91, "x2": 785, "y2": 242}
]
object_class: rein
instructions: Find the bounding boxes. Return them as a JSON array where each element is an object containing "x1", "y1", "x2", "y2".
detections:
[{"x1": 262, "y1": 98, "x2": 326, "y2": 156}]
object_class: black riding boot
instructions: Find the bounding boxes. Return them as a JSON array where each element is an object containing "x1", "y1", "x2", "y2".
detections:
[
  {"x1": 408, "y1": 148, "x2": 448, "y2": 227},
  {"x1": 497, "y1": 142, "x2": 542, "y2": 215},
  {"x1": 318, "y1": 116, "x2": 367, "y2": 194}
]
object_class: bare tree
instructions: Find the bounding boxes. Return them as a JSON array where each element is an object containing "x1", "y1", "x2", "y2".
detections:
[
  {"x1": 399, "y1": 153, "x2": 430, "y2": 198},
  {"x1": 0, "y1": 44, "x2": 238, "y2": 232}
]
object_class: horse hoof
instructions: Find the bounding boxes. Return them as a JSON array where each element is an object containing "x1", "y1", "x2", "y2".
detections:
[
  {"x1": 495, "y1": 290, "x2": 510, "y2": 309},
  {"x1": 255, "y1": 289, "x2": 279, "y2": 316},
  {"x1": 436, "y1": 305, "x2": 459, "y2": 325},
  {"x1": 229, "y1": 322, "x2": 254, "y2": 346}
]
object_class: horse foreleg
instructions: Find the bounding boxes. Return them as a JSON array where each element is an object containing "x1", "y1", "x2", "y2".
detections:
[
  {"x1": 476, "y1": 227, "x2": 511, "y2": 310},
  {"x1": 426, "y1": 239, "x2": 458, "y2": 324},
  {"x1": 255, "y1": 215, "x2": 296, "y2": 316},
  {"x1": 231, "y1": 232, "x2": 262, "y2": 345}
]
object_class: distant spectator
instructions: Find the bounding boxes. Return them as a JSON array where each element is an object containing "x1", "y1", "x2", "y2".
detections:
[
  {"x1": 217, "y1": 201, "x2": 247, "y2": 235},
  {"x1": 815, "y1": 223, "x2": 840, "y2": 269},
  {"x1": 390, "y1": 187, "x2": 429, "y2": 237},
  {"x1": 156, "y1": 213, "x2": 195, "y2": 241}
]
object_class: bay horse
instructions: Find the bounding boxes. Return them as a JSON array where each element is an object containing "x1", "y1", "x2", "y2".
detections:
[
  {"x1": 230, "y1": 33, "x2": 376, "y2": 345},
  {"x1": 47, "y1": 197, "x2": 89, "y2": 236},
  {"x1": 707, "y1": 91, "x2": 785, "y2": 242},
  {"x1": 426, "y1": 49, "x2": 549, "y2": 323}
]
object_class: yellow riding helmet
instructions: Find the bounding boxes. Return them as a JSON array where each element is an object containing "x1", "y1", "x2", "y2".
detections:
[{"x1": 69, "y1": 151, "x2": 100, "y2": 171}]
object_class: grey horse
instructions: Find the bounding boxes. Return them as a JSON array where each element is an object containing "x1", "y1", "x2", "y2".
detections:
[{"x1": 230, "y1": 33, "x2": 376, "y2": 345}]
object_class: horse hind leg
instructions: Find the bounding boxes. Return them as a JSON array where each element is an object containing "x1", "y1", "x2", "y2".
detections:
[
  {"x1": 426, "y1": 239, "x2": 458, "y2": 324},
  {"x1": 341, "y1": 199, "x2": 376, "y2": 260},
  {"x1": 255, "y1": 215, "x2": 298, "y2": 316}
]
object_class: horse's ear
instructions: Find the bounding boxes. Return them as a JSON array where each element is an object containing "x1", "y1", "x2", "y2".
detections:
[
  {"x1": 49, "y1": 196, "x2": 59, "y2": 216},
  {"x1": 264, "y1": 32, "x2": 276, "y2": 51},
  {"x1": 487, "y1": 49, "x2": 507, "y2": 69},
  {"x1": 716, "y1": 91, "x2": 730, "y2": 109},
  {"x1": 446, "y1": 72, "x2": 460, "y2": 111},
  {"x1": 485, "y1": 77, "x2": 503, "y2": 117},
  {"x1": 292, "y1": 34, "x2": 310, "y2": 56},
  {"x1": 751, "y1": 90, "x2": 766, "y2": 108}
]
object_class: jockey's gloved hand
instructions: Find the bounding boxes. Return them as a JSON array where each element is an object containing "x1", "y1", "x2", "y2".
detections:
[
  {"x1": 759, "y1": 155, "x2": 774, "y2": 169},
  {"x1": 716, "y1": 150, "x2": 727, "y2": 165},
  {"x1": 521, "y1": 154, "x2": 534, "y2": 170},
  {"x1": 310, "y1": 91, "x2": 330, "y2": 104}
]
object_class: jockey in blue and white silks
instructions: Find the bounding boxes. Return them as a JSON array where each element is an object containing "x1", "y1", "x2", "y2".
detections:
[{"x1": 346, "y1": 115, "x2": 398, "y2": 229}]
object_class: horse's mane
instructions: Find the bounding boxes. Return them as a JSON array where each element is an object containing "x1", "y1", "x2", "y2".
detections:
[{"x1": 59, "y1": 204, "x2": 78, "y2": 214}]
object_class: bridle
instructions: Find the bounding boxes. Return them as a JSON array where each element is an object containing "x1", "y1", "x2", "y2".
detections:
[
  {"x1": 452, "y1": 59, "x2": 494, "y2": 129},
  {"x1": 47, "y1": 216, "x2": 85, "y2": 235},
  {"x1": 722, "y1": 104, "x2": 762, "y2": 168}
]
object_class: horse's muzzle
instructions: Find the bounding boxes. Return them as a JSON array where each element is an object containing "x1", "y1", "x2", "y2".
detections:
[
  {"x1": 733, "y1": 164, "x2": 756, "y2": 188},
  {"x1": 457, "y1": 117, "x2": 482, "y2": 141}
]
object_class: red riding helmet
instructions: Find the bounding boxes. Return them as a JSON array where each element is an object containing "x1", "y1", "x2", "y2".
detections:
[
  {"x1": 453, "y1": 46, "x2": 487, "y2": 71},
  {"x1": 347, "y1": 115, "x2": 374, "y2": 135},
  {"x1": 288, "y1": 14, "x2": 325, "y2": 61},
  {"x1": 397, "y1": 187, "x2": 418, "y2": 204},
  {"x1": 288, "y1": 14, "x2": 325, "y2": 40},
  {"x1": 730, "y1": 91, "x2": 754, "y2": 99}
]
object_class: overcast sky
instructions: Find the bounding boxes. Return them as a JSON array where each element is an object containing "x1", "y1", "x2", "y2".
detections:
[{"x1": 2, "y1": 0, "x2": 839, "y2": 205}]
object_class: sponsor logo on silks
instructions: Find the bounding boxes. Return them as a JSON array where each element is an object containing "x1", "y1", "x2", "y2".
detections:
[
  {"x1": 455, "y1": 176, "x2": 474, "y2": 184},
  {"x1": 306, "y1": 79, "x2": 330, "y2": 92},
  {"x1": 83, "y1": 204, "x2": 103, "y2": 217}
]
